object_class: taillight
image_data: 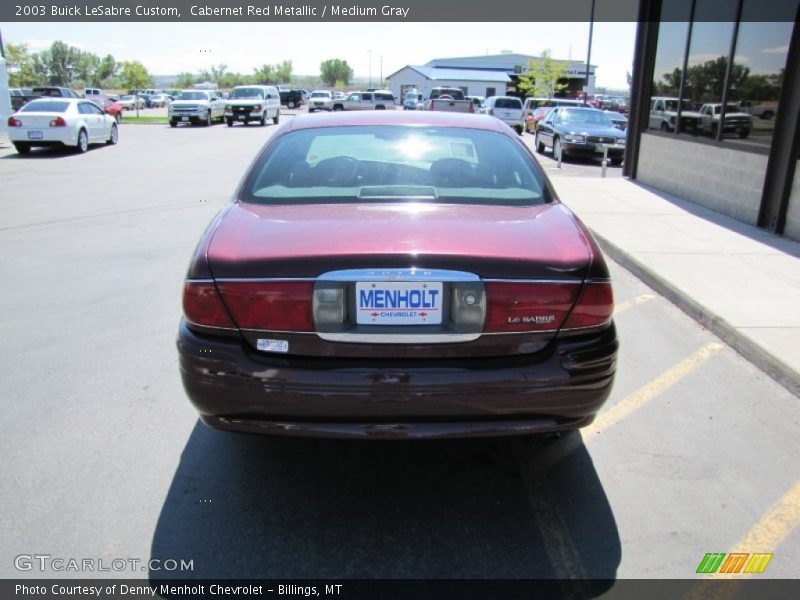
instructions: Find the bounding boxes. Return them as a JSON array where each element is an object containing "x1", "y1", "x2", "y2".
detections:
[
  {"x1": 561, "y1": 282, "x2": 614, "y2": 330},
  {"x1": 183, "y1": 282, "x2": 235, "y2": 329},
  {"x1": 49, "y1": 116, "x2": 66, "y2": 127},
  {"x1": 216, "y1": 281, "x2": 314, "y2": 332},
  {"x1": 7, "y1": 117, "x2": 22, "y2": 127},
  {"x1": 484, "y1": 282, "x2": 578, "y2": 332}
]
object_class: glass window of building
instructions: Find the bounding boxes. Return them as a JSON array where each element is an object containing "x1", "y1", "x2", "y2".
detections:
[{"x1": 647, "y1": 0, "x2": 691, "y2": 132}]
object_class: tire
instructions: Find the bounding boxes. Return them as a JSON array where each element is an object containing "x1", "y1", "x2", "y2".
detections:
[
  {"x1": 516, "y1": 125, "x2": 524, "y2": 136},
  {"x1": 205, "y1": 111, "x2": 212, "y2": 126},
  {"x1": 76, "y1": 129, "x2": 89, "y2": 154},
  {"x1": 553, "y1": 137, "x2": 564, "y2": 162},
  {"x1": 106, "y1": 123, "x2": 119, "y2": 145},
  {"x1": 226, "y1": 119, "x2": 233, "y2": 127},
  {"x1": 287, "y1": 100, "x2": 296, "y2": 109},
  {"x1": 14, "y1": 143, "x2": 31, "y2": 155},
  {"x1": 115, "y1": 112, "x2": 122, "y2": 124},
  {"x1": 535, "y1": 133, "x2": 545, "y2": 154},
  {"x1": 711, "y1": 123, "x2": 718, "y2": 137},
  {"x1": 660, "y1": 121, "x2": 669, "y2": 132},
  {"x1": 739, "y1": 130, "x2": 750, "y2": 139},
  {"x1": 333, "y1": 104, "x2": 343, "y2": 111},
  {"x1": 169, "y1": 120, "x2": 177, "y2": 128},
  {"x1": 610, "y1": 157, "x2": 623, "y2": 166},
  {"x1": 761, "y1": 111, "x2": 774, "y2": 120},
  {"x1": 308, "y1": 108, "x2": 315, "y2": 113},
  {"x1": 375, "y1": 105, "x2": 386, "y2": 110},
  {"x1": 274, "y1": 111, "x2": 280, "y2": 125}
]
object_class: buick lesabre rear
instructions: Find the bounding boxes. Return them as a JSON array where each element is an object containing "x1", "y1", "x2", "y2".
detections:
[{"x1": 177, "y1": 111, "x2": 617, "y2": 439}]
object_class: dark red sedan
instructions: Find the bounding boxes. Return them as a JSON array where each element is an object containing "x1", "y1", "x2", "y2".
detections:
[{"x1": 178, "y1": 111, "x2": 617, "y2": 439}]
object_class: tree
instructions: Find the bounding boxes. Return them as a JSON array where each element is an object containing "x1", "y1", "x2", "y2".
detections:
[
  {"x1": 119, "y1": 61, "x2": 152, "y2": 90},
  {"x1": 6, "y1": 43, "x2": 44, "y2": 87},
  {"x1": 516, "y1": 50, "x2": 568, "y2": 98},
  {"x1": 174, "y1": 72, "x2": 196, "y2": 88},
  {"x1": 253, "y1": 64, "x2": 277, "y2": 84},
  {"x1": 320, "y1": 58, "x2": 353, "y2": 87},
  {"x1": 274, "y1": 60, "x2": 293, "y2": 83},
  {"x1": 42, "y1": 41, "x2": 82, "y2": 85},
  {"x1": 95, "y1": 55, "x2": 118, "y2": 86}
]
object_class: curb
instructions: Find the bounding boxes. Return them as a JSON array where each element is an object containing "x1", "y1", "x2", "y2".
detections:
[{"x1": 594, "y1": 232, "x2": 800, "y2": 398}]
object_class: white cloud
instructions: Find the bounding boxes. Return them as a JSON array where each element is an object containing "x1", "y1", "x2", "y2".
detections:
[
  {"x1": 762, "y1": 45, "x2": 789, "y2": 54},
  {"x1": 22, "y1": 39, "x2": 86, "y2": 50}
]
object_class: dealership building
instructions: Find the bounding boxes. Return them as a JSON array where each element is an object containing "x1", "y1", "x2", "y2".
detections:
[
  {"x1": 625, "y1": 0, "x2": 800, "y2": 241},
  {"x1": 385, "y1": 52, "x2": 597, "y2": 102}
]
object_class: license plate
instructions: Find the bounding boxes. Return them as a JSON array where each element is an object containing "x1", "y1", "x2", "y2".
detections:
[
  {"x1": 238, "y1": 115, "x2": 246, "y2": 120},
  {"x1": 27, "y1": 131, "x2": 43, "y2": 140},
  {"x1": 356, "y1": 282, "x2": 443, "y2": 325},
  {"x1": 181, "y1": 117, "x2": 189, "y2": 121}
]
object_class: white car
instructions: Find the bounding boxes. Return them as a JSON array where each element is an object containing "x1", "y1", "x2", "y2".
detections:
[
  {"x1": 481, "y1": 96, "x2": 525, "y2": 135},
  {"x1": 149, "y1": 93, "x2": 171, "y2": 108},
  {"x1": 118, "y1": 95, "x2": 145, "y2": 110},
  {"x1": 169, "y1": 89, "x2": 226, "y2": 127},
  {"x1": 308, "y1": 90, "x2": 333, "y2": 112},
  {"x1": 8, "y1": 97, "x2": 119, "y2": 155}
]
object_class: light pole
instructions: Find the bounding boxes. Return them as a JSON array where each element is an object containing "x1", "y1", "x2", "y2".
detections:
[
  {"x1": 584, "y1": 0, "x2": 596, "y2": 104},
  {"x1": 368, "y1": 49, "x2": 372, "y2": 89}
]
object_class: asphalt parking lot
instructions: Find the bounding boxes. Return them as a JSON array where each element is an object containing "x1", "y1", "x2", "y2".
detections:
[{"x1": 0, "y1": 117, "x2": 798, "y2": 582}]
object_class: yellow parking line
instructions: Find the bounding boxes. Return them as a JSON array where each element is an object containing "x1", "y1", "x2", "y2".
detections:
[
  {"x1": 712, "y1": 480, "x2": 800, "y2": 579},
  {"x1": 583, "y1": 342, "x2": 723, "y2": 442},
  {"x1": 615, "y1": 293, "x2": 656, "y2": 315},
  {"x1": 684, "y1": 482, "x2": 800, "y2": 600}
]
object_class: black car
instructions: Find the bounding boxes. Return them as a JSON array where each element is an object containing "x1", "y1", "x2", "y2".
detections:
[
  {"x1": 534, "y1": 107, "x2": 627, "y2": 165},
  {"x1": 279, "y1": 89, "x2": 304, "y2": 108}
]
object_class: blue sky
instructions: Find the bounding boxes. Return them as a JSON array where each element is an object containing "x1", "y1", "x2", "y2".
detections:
[{"x1": 2, "y1": 22, "x2": 637, "y2": 88}]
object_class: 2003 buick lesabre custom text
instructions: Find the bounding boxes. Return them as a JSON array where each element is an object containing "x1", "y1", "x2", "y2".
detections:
[{"x1": 177, "y1": 111, "x2": 618, "y2": 439}]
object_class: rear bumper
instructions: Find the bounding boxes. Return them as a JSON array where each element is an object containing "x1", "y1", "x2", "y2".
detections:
[{"x1": 177, "y1": 319, "x2": 618, "y2": 439}]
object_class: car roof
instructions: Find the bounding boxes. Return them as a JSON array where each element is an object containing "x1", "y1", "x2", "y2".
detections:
[
  {"x1": 286, "y1": 110, "x2": 508, "y2": 132},
  {"x1": 26, "y1": 97, "x2": 81, "y2": 104}
]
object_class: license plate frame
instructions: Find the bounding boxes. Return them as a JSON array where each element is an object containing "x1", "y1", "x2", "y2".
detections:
[
  {"x1": 356, "y1": 281, "x2": 443, "y2": 325},
  {"x1": 27, "y1": 130, "x2": 43, "y2": 140},
  {"x1": 181, "y1": 117, "x2": 189, "y2": 122}
]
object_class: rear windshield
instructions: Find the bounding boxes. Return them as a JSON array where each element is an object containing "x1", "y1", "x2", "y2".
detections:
[
  {"x1": 494, "y1": 98, "x2": 522, "y2": 109},
  {"x1": 311, "y1": 92, "x2": 331, "y2": 98},
  {"x1": 430, "y1": 89, "x2": 465, "y2": 100},
  {"x1": 241, "y1": 126, "x2": 549, "y2": 206},
  {"x1": 21, "y1": 100, "x2": 70, "y2": 113},
  {"x1": 231, "y1": 87, "x2": 264, "y2": 99}
]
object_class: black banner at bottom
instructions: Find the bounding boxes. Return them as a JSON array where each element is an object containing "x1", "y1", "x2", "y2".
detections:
[{"x1": 4, "y1": 579, "x2": 800, "y2": 600}]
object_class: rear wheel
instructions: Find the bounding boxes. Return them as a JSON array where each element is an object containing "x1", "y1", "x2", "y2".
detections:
[
  {"x1": 274, "y1": 111, "x2": 280, "y2": 125},
  {"x1": 76, "y1": 129, "x2": 89, "y2": 154},
  {"x1": 226, "y1": 119, "x2": 233, "y2": 127},
  {"x1": 14, "y1": 143, "x2": 31, "y2": 155},
  {"x1": 205, "y1": 111, "x2": 212, "y2": 126},
  {"x1": 106, "y1": 123, "x2": 119, "y2": 145},
  {"x1": 287, "y1": 100, "x2": 296, "y2": 109},
  {"x1": 169, "y1": 120, "x2": 177, "y2": 128}
]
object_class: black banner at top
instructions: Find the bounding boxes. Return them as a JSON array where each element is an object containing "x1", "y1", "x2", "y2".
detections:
[{"x1": 3, "y1": 0, "x2": 799, "y2": 22}]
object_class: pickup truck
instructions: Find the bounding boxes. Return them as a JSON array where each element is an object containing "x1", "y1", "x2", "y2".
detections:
[
  {"x1": 649, "y1": 96, "x2": 702, "y2": 133},
  {"x1": 697, "y1": 103, "x2": 752, "y2": 138},
  {"x1": 738, "y1": 100, "x2": 776, "y2": 120},
  {"x1": 426, "y1": 87, "x2": 474, "y2": 112},
  {"x1": 332, "y1": 91, "x2": 395, "y2": 111},
  {"x1": 168, "y1": 89, "x2": 226, "y2": 127},
  {"x1": 11, "y1": 86, "x2": 80, "y2": 111}
]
